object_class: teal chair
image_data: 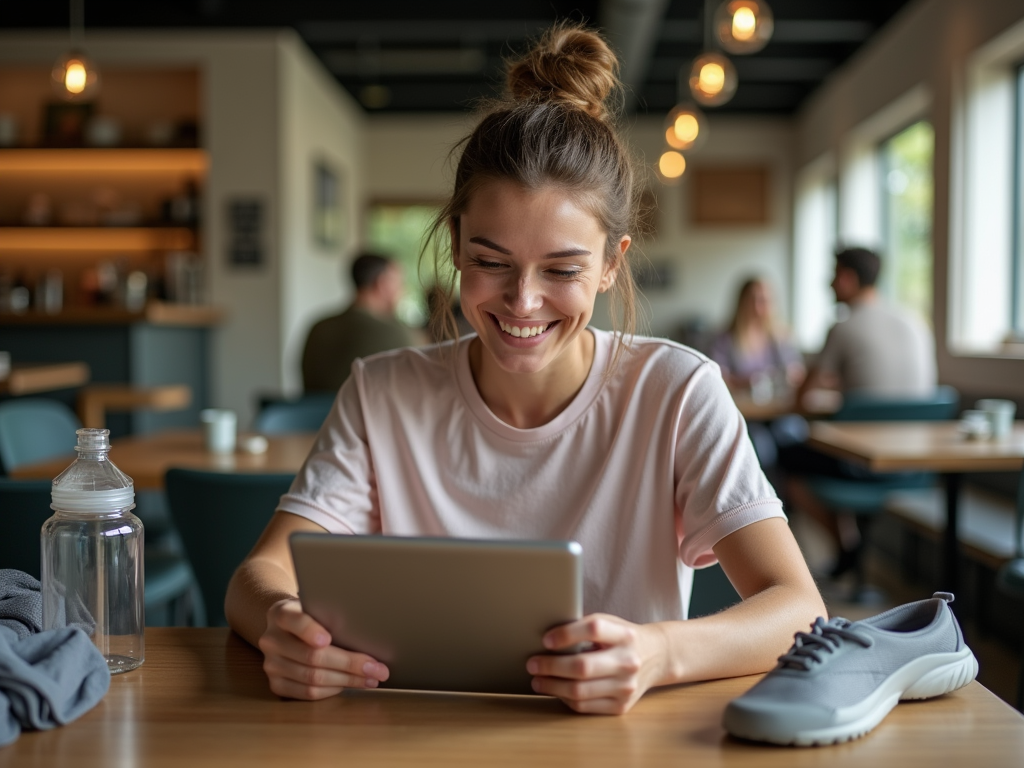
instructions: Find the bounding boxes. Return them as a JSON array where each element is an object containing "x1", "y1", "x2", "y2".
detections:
[
  {"x1": 689, "y1": 563, "x2": 740, "y2": 618},
  {"x1": 806, "y1": 386, "x2": 960, "y2": 601},
  {"x1": 254, "y1": 394, "x2": 335, "y2": 434},
  {"x1": 0, "y1": 398, "x2": 80, "y2": 473},
  {"x1": 996, "y1": 470, "x2": 1024, "y2": 711},
  {"x1": 0, "y1": 477, "x2": 199, "y2": 625},
  {"x1": 165, "y1": 469, "x2": 295, "y2": 627}
]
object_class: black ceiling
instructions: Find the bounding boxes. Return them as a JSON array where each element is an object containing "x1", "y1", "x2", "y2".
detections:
[{"x1": 3, "y1": 1, "x2": 915, "y2": 114}]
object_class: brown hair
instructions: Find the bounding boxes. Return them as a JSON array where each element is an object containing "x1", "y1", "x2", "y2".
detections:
[{"x1": 423, "y1": 22, "x2": 643, "y2": 367}]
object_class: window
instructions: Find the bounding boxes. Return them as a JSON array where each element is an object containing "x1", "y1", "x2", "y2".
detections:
[
  {"x1": 1013, "y1": 62, "x2": 1024, "y2": 335},
  {"x1": 879, "y1": 121, "x2": 934, "y2": 325},
  {"x1": 365, "y1": 202, "x2": 441, "y2": 327},
  {"x1": 792, "y1": 155, "x2": 838, "y2": 351}
]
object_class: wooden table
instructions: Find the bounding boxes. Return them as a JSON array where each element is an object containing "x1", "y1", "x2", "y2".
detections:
[
  {"x1": 734, "y1": 388, "x2": 842, "y2": 422},
  {"x1": 0, "y1": 628, "x2": 1020, "y2": 767},
  {"x1": 11, "y1": 429, "x2": 316, "y2": 490},
  {"x1": 0, "y1": 361, "x2": 89, "y2": 396},
  {"x1": 807, "y1": 421, "x2": 1024, "y2": 596}
]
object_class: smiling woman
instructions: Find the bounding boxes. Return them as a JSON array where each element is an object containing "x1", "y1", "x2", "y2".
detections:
[{"x1": 225, "y1": 22, "x2": 825, "y2": 716}]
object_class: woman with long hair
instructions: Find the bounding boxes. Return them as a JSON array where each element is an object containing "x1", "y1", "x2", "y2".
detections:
[{"x1": 226, "y1": 23, "x2": 823, "y2": 715}]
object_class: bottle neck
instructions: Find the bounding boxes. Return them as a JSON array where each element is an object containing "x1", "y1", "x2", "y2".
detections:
[
  {"x1": 52, "y1": 505, "x2": 135, "y2": 519},
  {"x1": 75, "y1": 451, "x2": 109, "y2": 462}
]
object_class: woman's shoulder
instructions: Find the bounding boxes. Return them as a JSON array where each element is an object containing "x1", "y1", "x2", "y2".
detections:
[
  {"x1": 353, "y1": 339, "x2": 461, "y2": 389},
  {"x1": 598, "y1": 330, "x2": 718, "y2": 381}
]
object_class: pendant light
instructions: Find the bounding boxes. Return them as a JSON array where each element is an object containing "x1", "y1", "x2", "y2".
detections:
[
  {"x1": 51, "y1": 0, "x2": 100, "y2": 102},
  {"x1": 688, "y1": 51, "x2": 737, "y2": 108},
  {"x1": 656, "y1": 150, "x2": 687, "y2": 185},
  {"x1": 714, "y1": 0, "x2": 774, "y2": 55}
]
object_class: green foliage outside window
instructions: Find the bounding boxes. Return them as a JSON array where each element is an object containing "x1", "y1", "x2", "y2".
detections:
[{"x1": 881, "y1": 121, "x2": 934, "y2": 325}]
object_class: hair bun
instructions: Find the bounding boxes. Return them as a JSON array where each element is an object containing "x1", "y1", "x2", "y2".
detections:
[{"x1": 506, "y1": 24, "x2": 619, "y2": 121}]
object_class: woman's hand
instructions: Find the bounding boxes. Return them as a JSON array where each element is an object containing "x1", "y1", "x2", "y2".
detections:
[
  {"x1": 527, "y1": 613, "x2": 668, "y2": 715},
  {"x1": 257, "y1": 598, "x2": 390, "y2": 700}
]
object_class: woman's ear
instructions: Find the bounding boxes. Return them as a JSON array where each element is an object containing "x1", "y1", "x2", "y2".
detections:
[
  {"x1": 448, "y1": 217, "x2": 462, "y2": 271},
  {"x1": 599, "y1": 235, "x2": 630, "y2": 293}
]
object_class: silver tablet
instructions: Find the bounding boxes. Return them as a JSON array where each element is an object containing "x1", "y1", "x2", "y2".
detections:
[{"x1": 290, "y1": 533, "x2": 583, "y2": 695}]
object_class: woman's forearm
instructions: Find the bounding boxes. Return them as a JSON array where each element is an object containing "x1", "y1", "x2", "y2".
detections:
[
  {"x1": 649, "y1": 580, "x2": 824, "y2": 687},
  {"x1": 224, "y1": 558, "x2": 299, "y2": 647}
]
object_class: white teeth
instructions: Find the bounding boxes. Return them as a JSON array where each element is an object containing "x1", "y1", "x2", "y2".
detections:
[{"x1": 498, "y1": 320, "x2": 549, "y2": 337}]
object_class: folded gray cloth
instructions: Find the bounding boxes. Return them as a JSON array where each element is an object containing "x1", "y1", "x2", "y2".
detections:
[
  {"x1": 0, "y1": 570, "x2": 43, "y2": 640},
  {"x1": 0, "y1": 569, "x2": 110, "y2": 747}
]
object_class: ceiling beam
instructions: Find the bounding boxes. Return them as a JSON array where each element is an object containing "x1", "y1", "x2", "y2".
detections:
[{"x1": 599, "y1": 0, "x2": 671, "y2": 111}]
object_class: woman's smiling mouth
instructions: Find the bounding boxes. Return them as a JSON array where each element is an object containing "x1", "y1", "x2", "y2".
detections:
[{"x1": 490, "y1": 314, "x2": 559, "y2": 339}]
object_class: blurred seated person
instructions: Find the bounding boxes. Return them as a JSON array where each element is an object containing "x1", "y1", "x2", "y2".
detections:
[
  {"x1": 710, "y1": 277, "x2": 804, "y2": 398},
  {"x1": 302, "y1": 253, "x2": 423, "y2": 394},
  {"x1": 796, "y1": 247, "x2": 935, "y2": 403},
  {"x1": 783, "y1": 246, "x2": 937, "y2": 578}
]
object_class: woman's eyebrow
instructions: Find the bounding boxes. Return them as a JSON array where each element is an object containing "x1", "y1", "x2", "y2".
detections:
[
  {"x1": 468, "y1": 236, "x2": 512, "y2": 255},
  {"x1": 468, "y1": 237, "x2": 592, "y2": 260}
]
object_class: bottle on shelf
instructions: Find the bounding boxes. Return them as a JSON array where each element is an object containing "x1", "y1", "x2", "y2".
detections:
[{"x1": 42, "y1": 428, "x2": 145, "y2": 675}]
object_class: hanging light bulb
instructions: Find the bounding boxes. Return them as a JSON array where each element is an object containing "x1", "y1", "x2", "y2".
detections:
[
  {"x1": 52, "y1": 51, "x2": 100, "y2": 101},
  {"x1": 52, "y1": 0, "x2": 100, "y2": 102},
  {"x1": 714, "y1": 0, "x2": 774, "y2": 55},
  {"x1": 664, "y1": 103, "x2": 708, "y2": 151},
  {"x1": 688, "y1": 51, "x2": 737, "y2": 107},
  {"x1": 656, "y1": 150, "x2": 687, "y2": 185}
]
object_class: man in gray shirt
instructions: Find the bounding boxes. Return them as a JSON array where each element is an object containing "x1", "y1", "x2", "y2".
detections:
[
  {"x1": 798, "y1": 247, "x2": 936, "y2": 398},
  {"x1": 784, "y1": 247, "x2": 938, "y2": 583}
]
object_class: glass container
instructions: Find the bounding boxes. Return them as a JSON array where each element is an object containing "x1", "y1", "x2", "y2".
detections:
[{"x1": 42, "y1": 428, "x2": 144, "y2": 674}]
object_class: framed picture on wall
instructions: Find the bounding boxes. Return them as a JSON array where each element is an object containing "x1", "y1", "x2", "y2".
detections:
[
  {"x1": 691, "y1": 166, "x2": 770, "y2": 225},
  {"x1": 313, "y1": 160, "x2": 346, "y2": 252}
]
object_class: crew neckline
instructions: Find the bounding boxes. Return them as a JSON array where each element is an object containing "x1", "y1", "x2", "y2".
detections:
[{"x1": 456, "y1": 328, "x2": 611, "y2": 442}]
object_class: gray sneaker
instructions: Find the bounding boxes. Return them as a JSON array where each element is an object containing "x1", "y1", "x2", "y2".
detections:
[{"x1": 723, "y1": 592, "x2": 978, "y2": 746}]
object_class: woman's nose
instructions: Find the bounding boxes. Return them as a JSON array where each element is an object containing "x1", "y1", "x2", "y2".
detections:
[{"x1": 505, "y1": 272, "x2": 543, "y2": 315}]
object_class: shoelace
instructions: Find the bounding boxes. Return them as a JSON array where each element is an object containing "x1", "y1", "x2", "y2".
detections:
[{"x1": 777, "y1": 617, "x2": 874, "y2": 671}]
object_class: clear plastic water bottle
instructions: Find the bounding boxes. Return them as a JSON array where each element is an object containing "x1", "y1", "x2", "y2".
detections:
[{"x1": 42, "y1": 427, "x2": 144, "y2": 674}]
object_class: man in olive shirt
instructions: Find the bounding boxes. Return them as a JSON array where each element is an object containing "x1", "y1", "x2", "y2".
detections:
[{"x1": 302, "y1": 253, "x2": 421, "y2": 393}]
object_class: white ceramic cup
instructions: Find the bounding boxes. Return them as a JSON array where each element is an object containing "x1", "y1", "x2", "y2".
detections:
[
  {"x1": 976, "y1": 399, "x2": 1016, "y2": 439},
  {"x1": 200, "y1": 408, "x2": 237, "y2": 454}
]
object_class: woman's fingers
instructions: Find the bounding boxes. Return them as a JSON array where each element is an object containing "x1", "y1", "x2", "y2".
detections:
[
  {"x1": 259, "y1": 598, "x2": 390, "y2": 700},
  {"x1": 541, "y1": 613, "x2": 634, "y2": 652}
]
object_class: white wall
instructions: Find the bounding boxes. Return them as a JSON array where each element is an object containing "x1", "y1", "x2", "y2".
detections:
[
  {"x1": 625, "y1": 116, "x2": 795, "y2": 338},
  {"x1": 795, "y1": 0, "x2": 1024, "y2": 398},
  {"x1": 278, "y1": 34, "x2": 366, "y2": 397}
]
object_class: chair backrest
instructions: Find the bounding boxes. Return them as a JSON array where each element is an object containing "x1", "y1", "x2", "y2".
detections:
[
  {"x1": 0, "y1": 398, "x2": 82, "y2": 473},
  {"x1": 831, "y1": 385, "x2": 960, "y2": 423},
  {"x1": 254, "y1": 394, "x2": 335, "y2": 435},
  {"x1": 165, "y1": 469, "x2": 295, "y2": 627},
  {"x1": 0, "y1": 478, "x2": 55, "y2": 578}
]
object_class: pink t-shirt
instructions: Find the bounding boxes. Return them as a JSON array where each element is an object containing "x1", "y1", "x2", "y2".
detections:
[{"x1": 278, "y1": 329, "x2": 784, "y2": 622}]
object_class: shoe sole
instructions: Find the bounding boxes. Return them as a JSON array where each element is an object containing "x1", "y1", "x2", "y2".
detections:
[{"x1": 725, "y1": 647, "x2": 978, "y2": 747}]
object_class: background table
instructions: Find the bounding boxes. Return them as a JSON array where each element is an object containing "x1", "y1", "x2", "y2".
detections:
[
  {"x1": 807, "y1": 421, "x2": 1024, "y2": 596},
  {"x1": 11, "y1": 429, "x2": 316, "y2": 490},
  {"x1": 0, "y1": 628, "x2": 1020, "y2": 767}
]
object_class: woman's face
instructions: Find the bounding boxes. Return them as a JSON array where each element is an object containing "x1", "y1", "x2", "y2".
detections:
[
  {"x1": 748, "y1": 282, "x2": 771, "y2": 322},
  {"x1": 453, "y1": 180, "x2": 627, "y2": 377}
]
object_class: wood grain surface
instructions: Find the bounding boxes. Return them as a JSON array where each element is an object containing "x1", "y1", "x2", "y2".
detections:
[{"x1": 1, "y1": 628, "x2": 1020, "y2": 767}]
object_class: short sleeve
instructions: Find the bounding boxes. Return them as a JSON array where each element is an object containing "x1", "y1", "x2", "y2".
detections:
[
  {"x1": 673, "y1": 361, "x2": 784, "y2": 568},
  {"x1": 276, "y1": 364, "x2": 381, "y2": 534}
]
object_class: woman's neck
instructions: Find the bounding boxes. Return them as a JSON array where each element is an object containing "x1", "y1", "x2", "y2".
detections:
[{"x1": 468, "y1": 330, "x2": 596, "y2": 430}]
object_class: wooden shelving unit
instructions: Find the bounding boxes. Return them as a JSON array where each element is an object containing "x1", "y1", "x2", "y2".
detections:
[
  {"x1": 0, "y1": 301, "x2": 223, "y2": 327},
  {"x1": 0, "y1": 227, "x2": 196, "y2": 252},
  {"x1": 0, "y1": 148, "x2": 208, "y2": 174}
]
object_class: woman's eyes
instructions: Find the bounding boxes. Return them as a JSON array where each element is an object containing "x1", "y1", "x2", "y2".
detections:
[{"x1": 470, "y1": 258, "x2": 580, "y2": 278}]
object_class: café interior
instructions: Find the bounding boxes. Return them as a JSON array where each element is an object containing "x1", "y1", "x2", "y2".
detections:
[{"x1": 1, "y1": 0, "x2": 1024, "y2": 762}]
